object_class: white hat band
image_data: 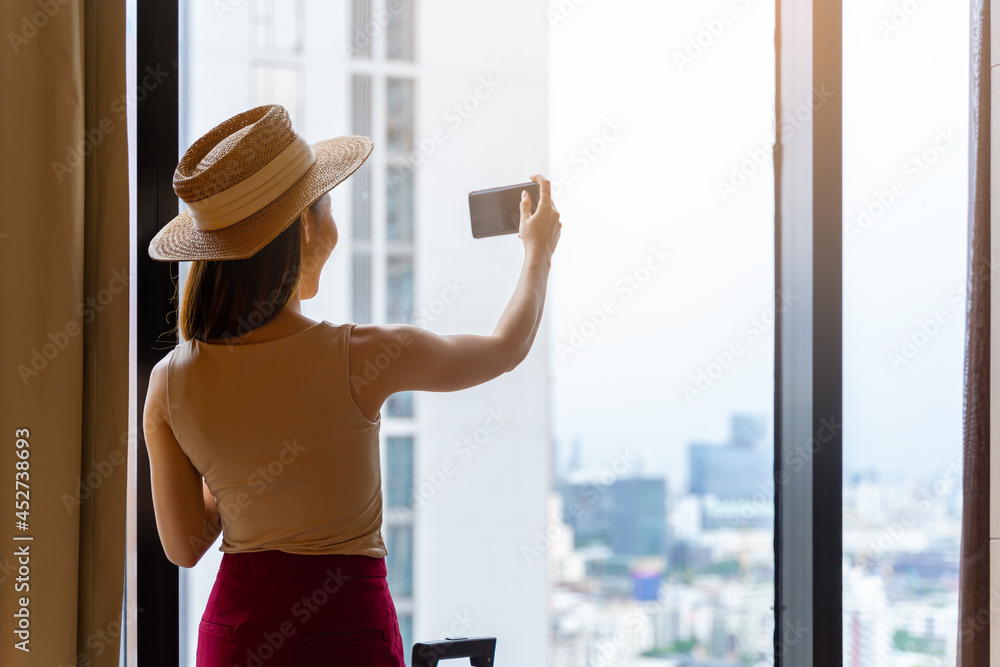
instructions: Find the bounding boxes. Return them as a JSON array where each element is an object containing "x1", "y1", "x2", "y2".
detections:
[{"x1": 188, "y1": 135, "x2": 316, "y2": 231}]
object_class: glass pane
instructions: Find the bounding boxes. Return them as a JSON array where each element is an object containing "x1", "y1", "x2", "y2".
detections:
[
  {"x1": 351, "y1": 75, "x2": 372, "y2": 243},
  {"x1": 353, "y1": 165, "x2": 371, "y2": 242},
  {"x1": 251, "y1": 0, "x2": 303, "y2": 52},
  {"x1": 386, "y1": 78, "x2": 414, "y2": 156},
  {"x1": 386, "y1": 166, "x2": 413, "y2": 241},
  {"x1": 386, "y1": 254, "x2": 413, "y2": 324},
  {"x1": 842, "y1": 0, "x2": 967, "y2": 664},
  {"x1": 386, "y1": 391, "x2": 414, "y2": 418},
  {"x1": 351, "y1": 73, "x2": 371, "y2": 137},
  {"x1": 386, "y1": 436, "x2": 414, "y2": 509},
  {"x1": 398, "y1": 614, "x2": 413, "y2": 656},
  {"x1": 386, "y1": 0, "x2": 414, "y2": 61},
  {"x1": 386, "y1": 525, "x2": 413, "y2": 597},
  {"x1": 250, "y1": 63, "x2": 301, "y2": 122},
  {"x1": 348, "y1": 0, "x2": 373, "y2": 59},
  {"x1": 352, "y1": 251, "x2": 371, "y2": 323},
  {"x1": 177, "y1": 1, "x2": 777, "y2": 663},
  {"x1": 550, "y1": 1, "x2": 775, "y2": 662}
]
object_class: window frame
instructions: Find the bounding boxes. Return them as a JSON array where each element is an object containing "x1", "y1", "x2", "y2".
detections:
[
  {"x1": 773, "y1": 0, "x2": 843, "y2": 664},
  {"x1": 134, "y1": 0, "x2": 181, "y2": 663},
  {"x1": 131, "y1": 0, "x2": 847, "y2": 663}
]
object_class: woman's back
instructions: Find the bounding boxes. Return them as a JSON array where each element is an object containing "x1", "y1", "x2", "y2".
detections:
[
  {"x1": 143, "y1": 103, "x2": 559, "y2": 664},
  {"x1": 166, "y1": 320, "x2": 386, "y2": 557}
]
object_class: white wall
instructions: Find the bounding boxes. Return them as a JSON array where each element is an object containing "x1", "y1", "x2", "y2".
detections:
[{"x1": 410, "y1": 1, "x2": 550, "y2": 662}]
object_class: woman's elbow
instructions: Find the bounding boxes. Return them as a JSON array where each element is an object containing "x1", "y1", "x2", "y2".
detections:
[
  {"x1": 163, "y1": 536, "x2": 207, "y2": 568},
  {"x1": 504, "y1": 344, "x2": 530, "y2": 373},
  {"x1": 166, "y1": 549, "x2": 198, "y2": 568}
]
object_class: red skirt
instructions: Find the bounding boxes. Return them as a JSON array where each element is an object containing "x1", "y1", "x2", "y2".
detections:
[{"x1": 197, "y1": 550, "x2": 406, "y2": 666}]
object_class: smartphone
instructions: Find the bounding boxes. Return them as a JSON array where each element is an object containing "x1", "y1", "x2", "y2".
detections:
[{"x1": 469, "y1": 181, "x2": 540, "y2": 238}]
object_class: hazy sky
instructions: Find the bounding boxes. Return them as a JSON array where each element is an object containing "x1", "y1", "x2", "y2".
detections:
[{"x1": 547, "y1": 0, "x2": 969, "y2": 494}]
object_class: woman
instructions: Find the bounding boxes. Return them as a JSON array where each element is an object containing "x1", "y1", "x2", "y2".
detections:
[{"x1": 142, "y1": 103, "x2": 561, "y2": 666}]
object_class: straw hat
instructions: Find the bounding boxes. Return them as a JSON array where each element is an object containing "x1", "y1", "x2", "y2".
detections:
[{"x1": 148, "y1": 104, "x2": 373, "y2": 261}]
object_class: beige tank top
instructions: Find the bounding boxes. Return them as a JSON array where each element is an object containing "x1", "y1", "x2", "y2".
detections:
[{"x1": 165, "y1": 320, "x2": 387, "y2": 558}]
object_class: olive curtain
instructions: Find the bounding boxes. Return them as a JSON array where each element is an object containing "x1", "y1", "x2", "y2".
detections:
[{"x1": 0, "y1": 1, "x2": 129, "y2": 666}]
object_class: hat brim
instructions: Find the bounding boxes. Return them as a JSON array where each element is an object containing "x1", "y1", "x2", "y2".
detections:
[{"x1": 148, "y1": 135, "x2": 373, "y2": 261}]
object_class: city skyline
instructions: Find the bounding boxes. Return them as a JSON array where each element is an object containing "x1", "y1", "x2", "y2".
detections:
[{"x1": 547, "y1": 0, "x2": 968, "y2": 505}]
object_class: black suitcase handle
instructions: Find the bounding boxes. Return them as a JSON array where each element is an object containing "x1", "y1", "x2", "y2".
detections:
[{"x1": 411, "y1": 636, "x2": 496, "y2": 667}]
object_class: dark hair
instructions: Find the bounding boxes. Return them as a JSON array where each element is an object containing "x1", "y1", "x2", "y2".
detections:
[{"x1": 179, "y1": 218, "x2": 304, "y2": 343}]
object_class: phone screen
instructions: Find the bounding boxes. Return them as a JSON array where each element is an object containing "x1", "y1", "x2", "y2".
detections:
[{"x1": 469, "y1": 182, "x2": 540, "y2": 238}]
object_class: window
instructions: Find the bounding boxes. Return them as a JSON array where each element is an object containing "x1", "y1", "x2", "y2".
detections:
[
  {"x1": 385, "y1": 525, "x2": 413, "y2": 597},
  {"x1": 386, "y1": 254, "x2": 414, "y2": 325},
  {"x1": 386, "y1": 78, "x2": 414, "y2": 156},
  {"x1": 250, "y1": 63, "x2": 302, "y2": 121},
  {"x1": 134, "y1": 1, "x2": 968, "y2": 664},
  {"x1": 385, "y1": 391, "x2": 414, "y2": 418},
  {"x1": 386, "y1": 166, "x2": 413, "y2": 242},
  {"x1": 385, "y1": 0, "x2": 414, "y2": 61},
  {"x1": 350, "y1": 73, "x2": 372, "y2": 324},
  {"x1": 397, "y1": 613, "x2": 413, "y2": 655},
  {"x1": 841, "y1": 0, "x2": 967, "y2": 662},
  {"x1": 250, "y1": 0, "x2": 304, "y2": 52},
  {"x1": 352, "y1": 251, "x2": 372, "y2": 324},
  {"x1": 386, "y1": 436, "x2": 414, "y2": 509},
  {"x1": 349, "y1": 0, "x2": 373, "y2": 59},
  {"x1": 156, "y1": 2, "x2": 776, "y2": 663},
  {"x1": 351, "y1": 73, "x2": 372, "y2": 138}
]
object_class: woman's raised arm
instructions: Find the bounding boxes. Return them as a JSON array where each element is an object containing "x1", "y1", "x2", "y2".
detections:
[{"x1": 351, "y1": 174, "x2": 562, "y2": 400}]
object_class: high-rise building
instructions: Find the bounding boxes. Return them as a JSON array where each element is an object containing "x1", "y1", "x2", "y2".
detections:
[
  {"x1": 843, "y1": 569, "x2": 891, "y2": 667},
  {"x1": 178, "y1": 1, "x2": 549, "y2": 663},
  {"x1": 557, "y1": 476, "x2": 668, "y2": 558},
  {"x1": 688, "y1": 413, "x2": 770, "y2": 500}
]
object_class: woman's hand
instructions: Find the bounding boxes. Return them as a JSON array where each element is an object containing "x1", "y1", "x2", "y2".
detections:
[{"x1": 518, "y1": 174, "x2": 562, "y2": 262}]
